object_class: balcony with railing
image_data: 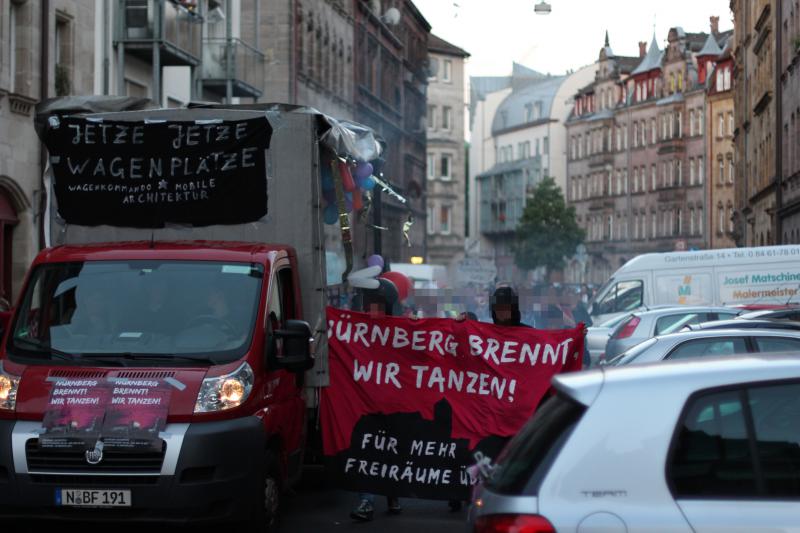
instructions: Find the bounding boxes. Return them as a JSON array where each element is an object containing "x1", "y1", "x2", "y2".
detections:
[
  {"x1": 116, "y1": 0, "x2": 203, "y2": 66},
  {"x1": 201, "y1": 38, "x2": 265, "y2": 98}
]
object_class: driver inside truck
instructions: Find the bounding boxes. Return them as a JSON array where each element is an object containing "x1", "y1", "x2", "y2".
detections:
[{"x1": 70, "y1": 282, "x2": 115, "y2": 337}]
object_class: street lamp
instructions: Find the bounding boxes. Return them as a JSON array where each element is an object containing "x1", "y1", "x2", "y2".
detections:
[{"x1": 534, "y1": 1, "x2": 552, "y2": 14}]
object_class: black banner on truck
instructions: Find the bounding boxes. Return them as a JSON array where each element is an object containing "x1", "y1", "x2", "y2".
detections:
[{"x1": 43, "y1": 115, "x2": 272, "y2": 227}]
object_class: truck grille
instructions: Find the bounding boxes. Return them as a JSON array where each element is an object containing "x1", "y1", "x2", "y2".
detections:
[{"x1": 25, "y1": 440, "x2": 166, "y2": 473}]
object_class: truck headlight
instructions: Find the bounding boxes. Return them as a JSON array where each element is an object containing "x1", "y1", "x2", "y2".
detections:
[
  {"x1": 0, "y1": 361, "x2": 20, "y2": 411},
  {"x1": 194, "y1": 362, "x2": 254, "y2": 413}
]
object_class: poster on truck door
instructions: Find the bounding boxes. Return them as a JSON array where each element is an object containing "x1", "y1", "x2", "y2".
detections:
[{"x1": 320, "y1": 307, "x2": 585, "y2": 500}]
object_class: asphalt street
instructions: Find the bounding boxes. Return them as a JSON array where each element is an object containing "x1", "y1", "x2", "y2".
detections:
[{"x1": 278, "y1": 466, "x2": 469, "y2": 533}]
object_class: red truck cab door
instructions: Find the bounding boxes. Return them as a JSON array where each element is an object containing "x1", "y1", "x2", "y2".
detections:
[{"x1": 260, "y1": 263, "x2": 306, "y2": 481}]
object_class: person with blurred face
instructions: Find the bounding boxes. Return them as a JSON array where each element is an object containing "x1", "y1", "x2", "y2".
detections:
[{"x1": 490, "y1": 287, "x2": 530, "y2": 328}]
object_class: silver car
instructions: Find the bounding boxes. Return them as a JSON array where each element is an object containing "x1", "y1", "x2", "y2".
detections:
[
  {"x1": 609, "y1": 328, "x2": 800, "y2": 366},
  {"x1": 469, "y1": 355, "x2": 800, "y2": 532},
  {"x1": 605, "y1": 306, "x2": 740, "y2": 359},
  {"x1": 584, "y1": 314, "x2": 628, "y2": 366}
]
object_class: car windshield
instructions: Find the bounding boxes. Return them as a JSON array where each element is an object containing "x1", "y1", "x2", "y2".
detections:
[
  {"x1": 9, "y1": 260, "x2": 264, "y2": 365},
  {"x1": 607, "y1": 338, "x2": 658, "y2": 366}
]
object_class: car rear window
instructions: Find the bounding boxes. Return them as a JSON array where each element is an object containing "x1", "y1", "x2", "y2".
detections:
[
  {"x1": 608, "y1": 337, "x2": 658, "y2": 366},
  {"x1": 485, "y1": 393, "x2": 585, "y2": 495}
]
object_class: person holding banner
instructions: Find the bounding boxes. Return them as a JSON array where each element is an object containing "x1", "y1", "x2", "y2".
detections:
[
  {"x1": 490, "y1": 286, "x2": 530, "y2": 328},
  {"x1": 349, "y1": 277, "x2": 404, "y2": 522}
]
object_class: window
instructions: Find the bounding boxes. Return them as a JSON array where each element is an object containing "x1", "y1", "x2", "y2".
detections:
[
  {"x1": 718, "y1": 113, "x2": 725, "y2": 137},
  {"x1": 616, "y1": 127, "x2": 622, "y2": 151},
  {"x1": 728, "y1": 156, "x2": 735, "y2": 184},
  {"x1": 728, "y1": 204, "x2": 734, "y2": 233},
  {"x1": 651, "y1": 118, "x2": 657, "y2": 144},
  {"x1": 543, "y1": 136, "x2": 549, "y2": 154},
  {"x1": 442, "y1": 106, "x2": 453, "y2": 130},
  {"x1": 651, "y1": 165, "x2": 657, "y2": 191},
  {"x1": 689, "y1": 208, "x2": 696, "y2": 236},
  {"x1": 486, "y1": 394, "x2": 585, "y2": 495},
  {"x1": 728, "y1": 112, "x2": 735, "y2": 136},
  {"x1": 668, "y1": 337, "x2": 748, "y2": 360},
  {"x1": 535, "y1": 139, "x2": 541, "y2": 156},
  {"x1": 677, "y1": 208, "x2": 682, "y2": 235},
  {"x1": 669, "y1": 390, "x2": 755, "y2": 497},
  {"x1": 55, "y1": 12, "x2": 74, "y2": 96},
  {"x1": 442, "y1": 59, "x2": 452, "y2": 82},
  {"x1": 671, "y1": 382, "x2": 800, "y2": 499},
  {"x1": 426, "y1": 206, "x2": 435, "y2": 234},
  {"x1": 633, "y1": 122, "x2": 639, "y2": 147},
  {"x1": 689, "y1": 110, "x2": 695, "y2": 136},
  {"x1": 655, "y1": 313, "x2": 704, "y2": 335},
  {"x1": 632, "y1": 168, "x2": 638, "y2": 194},
  {"x1": 676, "y1": 111, "x2": 682, "y2": 138},
  {"x1": 623, "y1": 169, "x2": 628, "y2": 194},
  {"x1": 426, "y1": 153, "x2": 435, "y2": 180},
  {"x1": 754, "y1": 337, "x2": 800, "y2": 353},
  {"x1": 698, "y1": 156, "x2": 705, "y2": 184},
  {"x1": 697, "y1": 110, "x2": 704, "y2": 134},
  {"x1": 651, "y1": 212, "x2": 657, "y2": 238},
  {"x1": 641, "y1": 120, "x2": 647, "y2": 146},
  {"x1": 440, "y1": 206, "x2": 452, "y2": 235},
  {"x1": 440, "y1": 154, "x2": 453, "y2": 180},
  {"x1": 718, "y1": 158, "x2": 725, "y2": 185},
  {"x1": 718, "y1": 205, "x2": 725, "y2": 234},
  {"x1": 689, "y1": 158, "x2": 695, "y2": 185},
  {"x1": 427, "y1": 105, "x2": 436, "y2": 129},
  {"x1": 676, "y1": 160, "x2": 683, "y2": 186}
]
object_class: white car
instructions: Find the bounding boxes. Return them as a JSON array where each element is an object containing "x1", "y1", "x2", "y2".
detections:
[{"x1": 469, "y1": 355, "x2": 800, "y2": 532}]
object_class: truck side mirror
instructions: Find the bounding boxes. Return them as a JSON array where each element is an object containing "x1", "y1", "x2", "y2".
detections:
[{"x1": 268, "y1": 319, "x2": 314, "y2": 373}]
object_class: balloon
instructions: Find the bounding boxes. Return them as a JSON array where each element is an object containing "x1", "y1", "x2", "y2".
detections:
[
  {"x1": 339, "y1": 160, "x2": 356, "y2": 192},
  {"x1": 353, "y1": 191, "x2": 363, "y2": 211},
  {"x1": 323, "y1": 203, "x2": 338, "y2": 225},
  {"x1": 361, "y1": 176, "x2": 376, "y2": 191},
  {"x1": 367, "y1": 254, "x2": 384, "y2": 269},
  {"x1": 354, "y1": 161, "x2": 374, "y2": 180},
  {"x1": 380, "y1": 271, "x2": 413, "y2": 301},
  {"x1": 322, "y1": 188, "x2": 336, "y2": 204},
  {"x1": 322, "y1": 166, "x2": 335, "y2": 191}
]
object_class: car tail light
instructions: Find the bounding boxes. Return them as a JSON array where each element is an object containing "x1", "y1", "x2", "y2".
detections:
[
  {"x1": 614, "y1": 316, "x2": 640, "y2": 339},
  {"x1": 475, "y1": 514, "x2": 555, "y2": 533}
]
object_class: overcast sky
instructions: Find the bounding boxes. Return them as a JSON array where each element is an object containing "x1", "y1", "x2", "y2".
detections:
[{"x1": 413, "y1": 0, "x2": 734, "y2": 77}]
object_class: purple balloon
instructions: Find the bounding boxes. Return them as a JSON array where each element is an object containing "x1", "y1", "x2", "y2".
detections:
[
  {"x1": 367, "y1": 254, "x2": 384, "y2": 269},
  {"x1": 354, "y1": 161, "x2": 374, "y2": 180}
]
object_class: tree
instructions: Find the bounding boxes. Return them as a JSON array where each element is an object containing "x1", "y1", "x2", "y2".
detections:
[{"x1": 513, "y1": 177, "x2": 585, "y2": 275}]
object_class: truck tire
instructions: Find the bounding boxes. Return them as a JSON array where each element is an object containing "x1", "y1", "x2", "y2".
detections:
[{"x1": 252, "y1": 449, "x2": 282, "y2": 532}]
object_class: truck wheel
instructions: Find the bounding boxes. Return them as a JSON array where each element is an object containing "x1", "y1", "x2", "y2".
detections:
[{"x1": 254, "y1": 450, "x2": 281, "y2": 532}]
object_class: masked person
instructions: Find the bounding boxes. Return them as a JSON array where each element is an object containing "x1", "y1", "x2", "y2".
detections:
[
  {"x1": 350, "y1": 278, "x2": 403, "y2": 522},
  {"x1": 490, "y1": 286, "x2": 530, "y2": 328}
]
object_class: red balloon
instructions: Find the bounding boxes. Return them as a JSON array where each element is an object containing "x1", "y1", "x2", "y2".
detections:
[
  {"x1": 352, "y1": 191, "x2": 363, "y2": 211},
  {"x1": 339, "y1": 160, "x2": 357, "y2": 192},
  {"x1": 380, "y1": 271, "x2": 413, "y2": 301}
]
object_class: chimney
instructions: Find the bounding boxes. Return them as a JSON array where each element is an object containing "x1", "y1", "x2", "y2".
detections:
[
  {"x1": 710, "y1": 16, "x2": 719, "y2": 35},
  {"x1": 639, "y1": 41, "x2": 647, "y2": 58}
]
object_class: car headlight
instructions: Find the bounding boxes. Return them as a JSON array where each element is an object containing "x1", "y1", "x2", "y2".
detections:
[
  {"x1": 0, "y1": 361, "x2": 20, "y2": 411},
  {"x1": 194, "y1": 362, "x2": 254, "y2": 413}
]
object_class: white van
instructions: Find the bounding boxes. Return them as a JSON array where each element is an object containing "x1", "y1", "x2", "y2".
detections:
[{"x1": 589, "y1": 245, "x2": 800, "y2": 323}]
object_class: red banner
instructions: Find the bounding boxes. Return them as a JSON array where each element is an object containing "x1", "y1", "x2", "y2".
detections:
[{"x1": 321, "y1": 307, "x2": 584, "y2": 499}]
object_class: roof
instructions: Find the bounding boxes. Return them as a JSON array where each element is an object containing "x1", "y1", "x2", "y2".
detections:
[
  {"x1": 617, "y1": 56, "x2": 642, "y2": 74},
  {"x1": 555, "y1": 354, "x2": 800, "y2": 406},
  {"x1": 491, "y1": 76, "x2": 565, "y2": 134},
  {"x1": 697, "y1": 32, "x2": 723, "y2": 57},
  {"x1": 428, "y1": 33, "x2": 470, "y2": 58},
  {"x1": 631, "y1": 35, "x2": 663, "y2": 76},
  {"x1": 35, "y1": 241, "x2": 290, "y2": 264},
  {"x1": 477, "y1": 156, "x2": 541, "y2": 179}
]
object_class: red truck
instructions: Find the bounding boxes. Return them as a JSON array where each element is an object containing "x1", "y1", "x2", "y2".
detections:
[{"x1": 0, "y1": 100, "x2": 376, "y2": 527}]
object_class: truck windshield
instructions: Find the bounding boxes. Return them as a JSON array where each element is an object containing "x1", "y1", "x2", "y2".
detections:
[{"x1": 9, "y1": 260, "x2": 264, "y2": 365}]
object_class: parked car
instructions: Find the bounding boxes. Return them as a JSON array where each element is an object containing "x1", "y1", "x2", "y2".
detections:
[
  {"x1": 585, "y1": 314, "x2": 628, "y2": 366},
  {"x1": 607, "y1": 328, "x2": 800, "y2": 366},
  {"x1": 605, "y1": 306, "x2": 740, "y2": 359},
  {"x1": 738, "y1": 307, "x2": 800, "y2": 321},
  {"x1": 684, "y1": 318, "x2": 800, "y2": 332},
  {"x1": 469, "y1": 354, "x2": 800, "y2": 532}
]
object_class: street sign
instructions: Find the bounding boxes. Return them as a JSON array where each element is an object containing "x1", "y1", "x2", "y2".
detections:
[{"x1": 456, "y1": 258, "x2": 497, "y2": 286}]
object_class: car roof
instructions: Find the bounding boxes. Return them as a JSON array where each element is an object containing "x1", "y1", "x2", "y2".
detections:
[
  {"x1": 630, "y1": 305, "x2": 737, "y2": 318},
  {"x1": 689, "y1": 319, "x2": 800, "y2": 331},
  {"x1": 653, "y1": 327, "x2": 800, "y2": 341},
  {"x1": 555, "y1": 354, "x2": 800, "y2": 406}
]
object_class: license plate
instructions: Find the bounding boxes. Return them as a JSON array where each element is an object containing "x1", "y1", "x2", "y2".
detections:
[{"x1": 56, "y1": 488, "x2": 132, "y2": 508}]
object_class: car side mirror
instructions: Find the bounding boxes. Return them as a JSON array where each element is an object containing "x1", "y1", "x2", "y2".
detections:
[{"x1": 267, "y1": 319, "x2": 314, "y2": 373}]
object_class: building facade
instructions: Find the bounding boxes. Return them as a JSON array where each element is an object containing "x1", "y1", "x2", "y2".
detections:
[
  {"x1": 731, "y1": 0, "x2": 778, "y2": 246},
  {"x1": 567, "y1": 23, "x2": 732, "y2": 284},
  {"x1": 778, "y1": 0, "x2": 800, "y2": 242},
  {"x1": 354, "y1": 0, "x2": 430, "y2": 264},
  {"x1": 469, "y1": 64, "x2": 595, "y2": 284},
  {"x1": 0, "y1": 0, "x2": 95, "y2": 300},
  {"x1": 425, "y1": 34, "x2": 468, "y2": 271},
  {"x1": 706, "y1": 42, "x2": 736, "y2": 248}
]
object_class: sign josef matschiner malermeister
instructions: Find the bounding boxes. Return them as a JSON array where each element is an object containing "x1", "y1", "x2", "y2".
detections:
[{"x1": 43, "y1": 115, "x2": 272, "y2": 228}]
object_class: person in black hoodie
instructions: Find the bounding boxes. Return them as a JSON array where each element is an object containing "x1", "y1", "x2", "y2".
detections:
[{"x1": 490, "y1": 286, "x2": 531, "y2": 328}]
